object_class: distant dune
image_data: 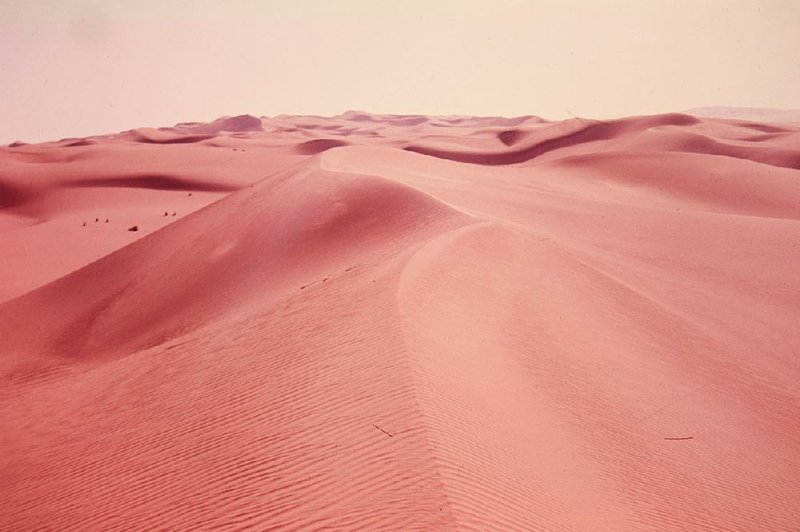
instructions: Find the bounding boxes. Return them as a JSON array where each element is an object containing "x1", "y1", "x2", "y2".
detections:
[
  {"x1": 686, "y1": 106, "x2": 800, "y2": 124},
  {"x1": 1, "y1": 110, "x2": 799, "y2": 530}
]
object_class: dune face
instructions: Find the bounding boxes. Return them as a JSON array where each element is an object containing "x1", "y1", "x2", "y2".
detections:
[{"x1": 1, "y1": 110, "x2": 799, "y2": 531}]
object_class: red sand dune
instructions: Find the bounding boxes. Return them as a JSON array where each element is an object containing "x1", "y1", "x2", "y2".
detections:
[{"x1": 1, "y1": 110, "x2": 799, "y2": 530}]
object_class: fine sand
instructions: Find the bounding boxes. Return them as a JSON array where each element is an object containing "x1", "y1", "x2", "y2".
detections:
[{"x1": 1, "y1": 111, "x2": 799, "y2": 530}]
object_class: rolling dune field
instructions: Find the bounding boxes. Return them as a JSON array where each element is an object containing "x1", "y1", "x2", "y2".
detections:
[{"x1": 1, "y1": 111, "x2": 799, "y2": 530}]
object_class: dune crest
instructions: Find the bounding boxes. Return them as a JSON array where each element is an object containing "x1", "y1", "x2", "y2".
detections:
[{"x1": 1, "y1": 111, "x2": 799, "y2": 530}]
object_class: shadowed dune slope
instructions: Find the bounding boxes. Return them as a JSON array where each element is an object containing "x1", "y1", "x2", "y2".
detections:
[
  {"x1": 1, "y1": 111, "x2": 799, "y2": 530},
  {"x1": 295, "y1": 138, "x2": 350, "y2": 154},
  {"x1": 0, "y1": 158, "x2": 467, "y2": 367}
]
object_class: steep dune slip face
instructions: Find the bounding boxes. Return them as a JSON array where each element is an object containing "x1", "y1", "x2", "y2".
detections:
[{"x1": 1, "y1": 111, "x2": 800, "y2": 530}]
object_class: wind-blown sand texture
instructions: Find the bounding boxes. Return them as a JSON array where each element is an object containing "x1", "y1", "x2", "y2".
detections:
[{"x1": 1, "y1": 111, "x2": 799, "y2": 530}]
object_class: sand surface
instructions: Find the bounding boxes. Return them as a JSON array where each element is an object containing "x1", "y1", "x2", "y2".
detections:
[{"x1": 1, "y1": 111, "x2": 799, "y2": 530}]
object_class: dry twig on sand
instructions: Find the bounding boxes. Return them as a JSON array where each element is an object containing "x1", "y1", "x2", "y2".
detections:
[{"x1": 372, "y1": 424, "x2": 393, "y2": 438}]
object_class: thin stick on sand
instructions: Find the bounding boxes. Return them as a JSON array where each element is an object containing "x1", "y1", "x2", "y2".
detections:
[{"x1": 372, "y1": 424, "x2": 393, "y2": 438}]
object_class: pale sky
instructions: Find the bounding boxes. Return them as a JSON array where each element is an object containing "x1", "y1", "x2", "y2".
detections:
[{"x1": 1, "y1": 0, "x2": 798, "y2": 143}]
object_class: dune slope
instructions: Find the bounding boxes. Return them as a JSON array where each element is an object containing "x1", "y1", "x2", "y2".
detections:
[{"x1": 1, "y1": 111, "x2": 799, "y2": 530}]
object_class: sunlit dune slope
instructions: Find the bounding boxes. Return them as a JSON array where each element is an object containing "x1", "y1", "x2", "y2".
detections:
[{"x1": 1, "y1": 111, "x2": 799, "y2": 530}]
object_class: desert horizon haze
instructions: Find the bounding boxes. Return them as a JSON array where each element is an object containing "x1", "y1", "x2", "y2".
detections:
[{"x1": 1, "y1": 0, "x2": 800, "y2": 143}]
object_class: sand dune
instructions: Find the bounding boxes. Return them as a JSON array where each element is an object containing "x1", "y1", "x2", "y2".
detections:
[
  {"x1": 1, "y1": 110, "x2": 799, "y2": 530},
  {"x1": 687, "y1": 106, "x2": 800, "y2": 124}
]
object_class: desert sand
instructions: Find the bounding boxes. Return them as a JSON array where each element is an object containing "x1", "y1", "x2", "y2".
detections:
[{"x1": 1, "y1": 110, "x2": 799, "y2": 530}]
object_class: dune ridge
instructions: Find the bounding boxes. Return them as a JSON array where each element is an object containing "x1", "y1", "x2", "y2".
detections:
[{"x1": 1, "y1": 110, "x2": 799, "y2": 530}]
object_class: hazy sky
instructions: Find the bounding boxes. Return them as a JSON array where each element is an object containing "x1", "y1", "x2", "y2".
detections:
[{"x1": 1, "y1": 0, "x2": 798, "y2": 143}]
